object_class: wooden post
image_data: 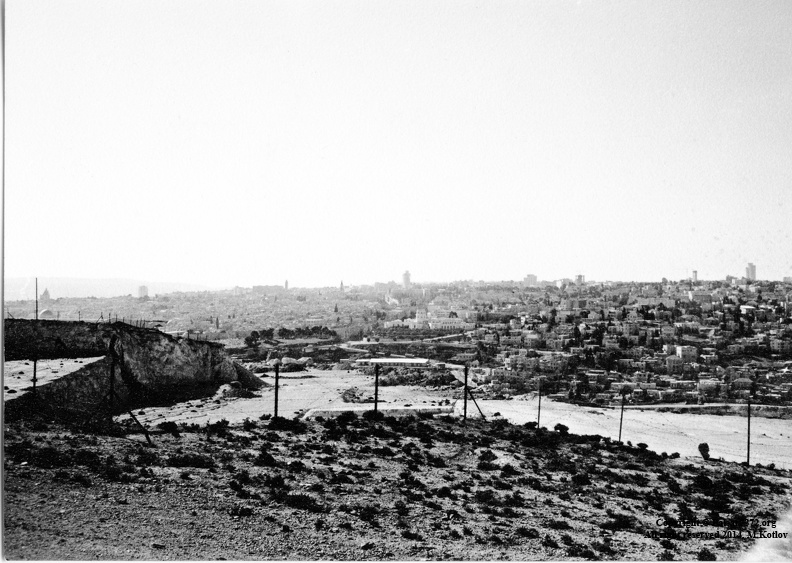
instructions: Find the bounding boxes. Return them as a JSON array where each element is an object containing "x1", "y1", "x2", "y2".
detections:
[
  {"x1": 109, "y1": 351, "x2": 115, "y2": 416},
  {"x1": 618, "y1": 393, "x2": 625, "y2": 443},
  {"x1": 463, "y1": 365, "x2": 469, "y2": 425},
  {"x1": 274, "y1": 362, "x2": 280, "y2": 419},
  {"x1": 747, "y1": 400, "x2": 751, "y2": 466},
  {"x1": 374, "y1": 363, "x2": 380, "y2": 415},
  {"x1": 537, "y1": 378, "x2": 542, "y2": 428},
  {"x1": 32, "y1": 359, "x2": 37, "y2": 401}
]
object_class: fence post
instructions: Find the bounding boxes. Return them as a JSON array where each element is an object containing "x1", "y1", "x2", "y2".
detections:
[
  {"x1": 618, "y1": 393, "x2": 625, "y2": 443},
  {"x1": 747, "y1": 400, "x2": 751, "y2": 466},
  {"x1": 374, "y1": 363, "x2": 380, "y2": 415},
  {"x1": 537, "y1": 378, "x2": 542, "y2": 428},
  {"x1": 274, "y1": 361, "x2": 281, "y2": 419},
  {"x1": 463, "y1": 364, "x2": 469, "y2": 425}
]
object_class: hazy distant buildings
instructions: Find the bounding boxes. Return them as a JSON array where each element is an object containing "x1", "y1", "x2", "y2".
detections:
[
  {"x1": 138, "y1": 285, "x2": 149, "y2": 298},
  {"x1": 340, "y1": 281, "x2": 344, "y2": 292},
  {"x1": 746, "y1": 263, "x2": 756, "y2": 281},
  {"x1": 692, "y1": 270, "x2": 698, "y2": 283},
  {"x1": 402, "y1": 271, "x2": 411, "y2": 289},
  {"x1": 523, "y1": 274, "x2": 538, "y2": 286},
  {"x1": 575, "y1": 274, "x2": 585, "y2": 285},
  {"x1": 285, "y1": 280, "x2": 289, "y2": 290},
  {"x1": 40, "y1": 288, "x2": 51, "y2": 303}
]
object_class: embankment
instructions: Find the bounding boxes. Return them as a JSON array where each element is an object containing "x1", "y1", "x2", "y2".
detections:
[
  {"x1": 647, "y1": 404, "x2": 792, "y2": 419},
  {"x1": 4, "y1": 320, "x2": 263, "y2": 420}
]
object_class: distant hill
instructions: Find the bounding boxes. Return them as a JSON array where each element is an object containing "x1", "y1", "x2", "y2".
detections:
[{"x1": 3, "y1": 277, "x2": 226, "y2": 300}]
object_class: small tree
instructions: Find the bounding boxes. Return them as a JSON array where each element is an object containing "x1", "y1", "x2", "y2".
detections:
[{"x1": 244, "y1": 331, "x2": 260, "y2": 348}]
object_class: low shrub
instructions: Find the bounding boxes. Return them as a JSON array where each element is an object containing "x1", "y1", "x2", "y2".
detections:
[
  {"x1": 254, "y1": 447, "x2": 279, "y2": 468},
  {"x1": 167, "y1": 453, "x2": 215, "y2": 468}
]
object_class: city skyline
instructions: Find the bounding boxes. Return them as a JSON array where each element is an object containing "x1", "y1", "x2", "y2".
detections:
[
  {"x1": 4, "y1": 260, "x2": 787, "y2": 301},
  {"x1": 5, "y1": 1, "x2": 792, "y2": 289}
]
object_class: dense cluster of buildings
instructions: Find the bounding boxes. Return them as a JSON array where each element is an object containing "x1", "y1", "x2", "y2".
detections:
[
  {"x1": 403, "y1": 277, "x2": 792, "y2": 406},
  {"x1": 6, "y1": 268, "x2": 792, "y2": 409}
]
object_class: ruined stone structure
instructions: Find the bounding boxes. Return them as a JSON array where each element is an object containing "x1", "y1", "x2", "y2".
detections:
[{"x1": 4, "y1": 320, "x2": 263, "y2": 420}]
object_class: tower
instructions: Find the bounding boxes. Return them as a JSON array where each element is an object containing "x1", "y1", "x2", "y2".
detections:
[
  {"x1": 402, "y1": 270, "x2": 411, "y2": 289},
  {"x1": 692, "y1": 271, "x2": 698, "y2": 283},
  {"x1": 746, "y1": 263, "x2": 756, "y2": 282},
  {"x1": 340, "y1": 281, "x2": 344, "y2": 292},
  {"x1": 285, "y1": 280, "x2": 289, "y2": 290}
]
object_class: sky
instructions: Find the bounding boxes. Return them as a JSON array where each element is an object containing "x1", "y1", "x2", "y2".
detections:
[{"x1": 4, "y1": 0, "x2": 792, "y2": 290}]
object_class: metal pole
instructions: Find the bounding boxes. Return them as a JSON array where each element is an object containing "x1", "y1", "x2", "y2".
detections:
[
  {"x1": 537, "y1": 378, "x2": 542, "y2": 428},
  {"x1": 463, "y1": 365, "x2": 469, "y2": 424},
  {"x1": 35, "y1": 277, "x2": 38, "y2": 320},
  {"x1": 747, "y1": 400, "x2": 751, "y2": 466},
  {"x1": 374, "y1": 363, "x2": 380, "y2": 415},
  {"x1": 32, "y1": 359, "x2": 37, "y2": 401},
  {"x1": 274, "y1": 362, "x2": 280, "y2": 419},
  {"x1": 618, "y1": 393, "x2": 625, "y2": 443}
]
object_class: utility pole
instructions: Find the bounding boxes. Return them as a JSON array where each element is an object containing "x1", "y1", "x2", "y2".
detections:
[
  {"x1": 35, "y1": 277, "x2": 38, "y2": 320},
  {"x1": 618, "y1": 393, "x2": 625, "y2": 443},
  {"x1": 747, "y1": 400, "x2": 751, "y2": 466},
  {"x1": 374, "y1": 363, "x2": 380, "y2": 415},
  {"x1": 273, "y1": 360, "x2": 281, "y2": 419}
]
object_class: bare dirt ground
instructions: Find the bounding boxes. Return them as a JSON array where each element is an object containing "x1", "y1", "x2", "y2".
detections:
[
  {"x1": 5, "y1": 412, "x2": 792, "y2": 560},
  {"x1": 111, "y1": 369, "x2": 792, "y2": 470},
  {"x1": 4, "y1": 358, "x2": 104, "y2": 399}
]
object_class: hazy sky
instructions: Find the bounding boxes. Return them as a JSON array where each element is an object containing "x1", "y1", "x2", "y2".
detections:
[{"x1": 5, "y1": 0, "x2": 792, "y2": 288}]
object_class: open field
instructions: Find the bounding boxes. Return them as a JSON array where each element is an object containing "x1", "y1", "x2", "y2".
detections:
[{"x1": 110, "y1": 369, "x2": 792, "y2": 471}]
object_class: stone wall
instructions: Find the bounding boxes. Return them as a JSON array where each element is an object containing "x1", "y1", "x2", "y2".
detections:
[{"x1": 4, "y1": 320, "x2": 264, "y2": 420}]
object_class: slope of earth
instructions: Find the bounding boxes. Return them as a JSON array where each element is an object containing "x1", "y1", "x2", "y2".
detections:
[{"x1": 4, "y1": 414, "x2": 791, "y2": 560}]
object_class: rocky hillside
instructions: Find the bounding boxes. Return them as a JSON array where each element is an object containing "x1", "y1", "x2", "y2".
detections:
[{"x1": 4, "y1": 412, "x2": 791, "y2": 560}]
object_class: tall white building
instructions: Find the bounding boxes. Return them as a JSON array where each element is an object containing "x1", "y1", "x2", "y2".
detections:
[
  {"x1": 523, "y1": 274, "x2": 537, "y2": 286},
  {"x1": 402, "y1": 270, "x2": 411, "y2": 289},
  {"x1": 746, "y1": 263, "x2": 756, "y2": 281},
  {"x1": 692, "y1": 270, "x2": 698, "y2": 283},
  {"x1": 138, "y1": 285, "x2": 148, "y2": 298}
]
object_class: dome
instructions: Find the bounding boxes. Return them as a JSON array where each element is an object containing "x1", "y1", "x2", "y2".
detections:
[{"x1": 38, "y1": 309, "x2": 55, "y2": 319}]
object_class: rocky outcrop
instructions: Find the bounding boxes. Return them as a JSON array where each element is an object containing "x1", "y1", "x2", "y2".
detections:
[{"x1": 4, "y1": 320, "x2": 264, "y2": 420}]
